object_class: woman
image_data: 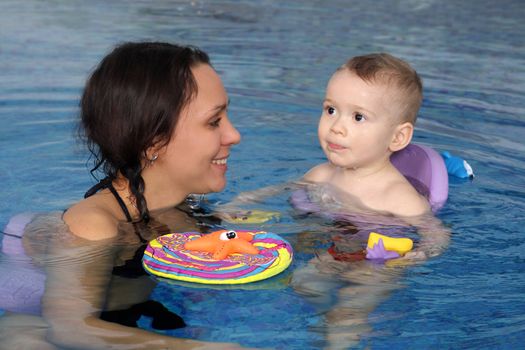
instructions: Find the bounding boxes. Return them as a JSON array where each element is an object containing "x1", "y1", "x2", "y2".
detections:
[
  {"x1": 65, "y1": 41, "x2": 240, "y2": 239},
  {"x1": 1, "y1": 42, "x2": 243, "y2": 349}
]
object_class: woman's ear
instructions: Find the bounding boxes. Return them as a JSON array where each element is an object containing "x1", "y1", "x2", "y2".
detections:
[
  {"x1": 144, "y1": 139, "x2": 166, "y2": 165},
  {"x1": 389, "y1": 122, "x2": 414, "y2": 152}
]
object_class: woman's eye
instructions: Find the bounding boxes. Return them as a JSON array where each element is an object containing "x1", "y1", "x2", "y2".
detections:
[
  {"x1": 354, "y1": 113, "x2": 366, "y2": 122},
  {"x1": 210, "y1": 118, "x2": 221, "y2": 127}
]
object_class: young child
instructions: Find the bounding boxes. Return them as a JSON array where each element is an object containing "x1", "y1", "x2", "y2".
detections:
[
  {"x1": 292, "y1": 55, "x2": 448, "y2": 347},
  {"x1": 304, "y1": 53, "x2": 430, "y2": 217}
]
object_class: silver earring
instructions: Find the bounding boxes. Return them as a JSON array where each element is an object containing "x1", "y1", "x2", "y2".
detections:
[
  {"x1": 186, "y1": 193, "x2": 204, "y2": 210},
  {"x1": 148, "y1": 153, "x2": 158, "y2": 165}
]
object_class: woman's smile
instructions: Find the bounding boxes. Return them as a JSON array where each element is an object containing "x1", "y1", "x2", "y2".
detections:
[{"x1": 211, "y1": 156, "x2": 229, "y2": 171}]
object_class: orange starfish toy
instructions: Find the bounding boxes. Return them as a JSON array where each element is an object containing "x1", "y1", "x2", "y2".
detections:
[{"x1": 183, "y1": 230, "x2": 260, "y2": 260}]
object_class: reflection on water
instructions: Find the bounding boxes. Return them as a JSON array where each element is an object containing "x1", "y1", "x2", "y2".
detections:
[{"x1": 1, "y1": 0, "x2": 525, "y2": 349}]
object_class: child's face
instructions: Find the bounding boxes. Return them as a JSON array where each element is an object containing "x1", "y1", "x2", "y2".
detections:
[{"x1": 318, "y1": 69, "x2": 403, "y2": 170}]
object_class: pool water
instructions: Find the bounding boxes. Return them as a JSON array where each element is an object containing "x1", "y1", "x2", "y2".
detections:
[{"x1": 1, "y1": 0, "x2": 524, "y2": 349}]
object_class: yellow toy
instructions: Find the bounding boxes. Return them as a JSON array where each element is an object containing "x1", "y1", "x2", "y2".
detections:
[
  {"x1": 367, "y1": 232, "x2": 413, "y2": 258},
  {"x1": 221, "y1": 210, "x2": 280, "y2": 224}
]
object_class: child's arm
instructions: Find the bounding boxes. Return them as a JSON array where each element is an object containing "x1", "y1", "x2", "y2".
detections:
[{"x1": 402, "y1": 213, "x2": 451, "y2": 260}]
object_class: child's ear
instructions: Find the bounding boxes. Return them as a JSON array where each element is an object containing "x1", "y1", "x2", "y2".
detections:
[{"x1": 389, "y1": 122, "x2": 414, "y2": 152}]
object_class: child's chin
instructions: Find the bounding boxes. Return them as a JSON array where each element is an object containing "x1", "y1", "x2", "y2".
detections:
[{"x1": 327, "y1": 156, "x2": 347, "y2": 167}]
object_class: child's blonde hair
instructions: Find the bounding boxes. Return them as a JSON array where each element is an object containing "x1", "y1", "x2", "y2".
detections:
[{"x1": 339, "y1": 53, "x2": 422, "y2": 124}]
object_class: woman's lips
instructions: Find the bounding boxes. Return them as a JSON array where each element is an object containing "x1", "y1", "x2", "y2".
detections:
[
  {"x1": 211, "y1": 156, "x2": 228, "y2": 172},
  {"x1": 211, "y1": 157, "x2": 228, "y2": 165}
]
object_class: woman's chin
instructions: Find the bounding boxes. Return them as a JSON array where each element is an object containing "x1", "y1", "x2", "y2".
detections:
[{"x1": 207, "y1": 177, "x2": 227, "y2": 193}]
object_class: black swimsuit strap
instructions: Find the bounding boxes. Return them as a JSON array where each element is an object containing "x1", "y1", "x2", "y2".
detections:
[
  {"x1": 84, "y1": 177, "x2": 112, "y2": 198},
  {"x1": 84, "y1": 177, "x2": 133, "y2": 223},
  {"x1": 107, "y1": 183, "x2": 133, "y2": 223}
]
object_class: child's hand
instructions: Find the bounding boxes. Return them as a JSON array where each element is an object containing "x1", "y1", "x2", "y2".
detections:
[
  {"x1": 402, "y1": 250, "x2": 427, "y2": 260},
  {"x1": 384, "y1": 250, "x2": 427, "y2": 267}
]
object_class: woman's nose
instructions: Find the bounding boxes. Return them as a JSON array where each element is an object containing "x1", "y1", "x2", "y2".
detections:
[{"x1": 222, "y1": 116, "x2": 241, "y2": 145}]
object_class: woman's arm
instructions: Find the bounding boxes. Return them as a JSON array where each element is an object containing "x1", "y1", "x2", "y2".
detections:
[
  {"x1": 223, "y1": 182, "x2": 296, "y2": 207},
  {"x1": 213, "y1": 181, "x2": 297, "y2": 222},
  {"x1": 26, "y1": 216, "x2": 244, "y2": 350},
  {"x1": 42, "y1": 241, "x2": 232, "y2": 349}
]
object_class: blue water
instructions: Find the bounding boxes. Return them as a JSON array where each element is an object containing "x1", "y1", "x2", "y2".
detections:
[{"x1": 1, "y1": 0, "x2": 525, "y2": 349}]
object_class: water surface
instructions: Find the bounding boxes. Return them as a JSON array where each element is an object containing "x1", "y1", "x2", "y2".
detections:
[{"x1": 1, "y1": 1, "x2": 524, "y2": 349}]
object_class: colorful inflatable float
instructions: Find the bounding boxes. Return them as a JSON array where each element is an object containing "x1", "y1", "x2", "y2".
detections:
[{"x1": 142, "y1": 229, "x2": 293, "y2": 284}]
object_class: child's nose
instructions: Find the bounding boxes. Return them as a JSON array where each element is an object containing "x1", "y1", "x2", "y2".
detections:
[{"x1": 329, "y1": 116, "x2": 346, "y2": 135}]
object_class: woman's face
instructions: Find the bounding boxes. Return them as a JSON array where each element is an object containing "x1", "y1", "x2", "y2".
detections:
[{"x1": 154, "y1": 64, "x2": 241, "y2": 198}]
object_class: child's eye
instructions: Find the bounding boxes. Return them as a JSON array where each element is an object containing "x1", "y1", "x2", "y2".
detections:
[
  {"x1": 325, "y1": 106, "x2": 336, "y2": 116},
  {"x1": 354, "y1": 113, "x2": 366, "y2": 122}
]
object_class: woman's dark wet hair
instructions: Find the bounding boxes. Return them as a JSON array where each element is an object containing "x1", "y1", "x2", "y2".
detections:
[{"x1": 80, "y1": 42, "x2": 210, "y2": 223}]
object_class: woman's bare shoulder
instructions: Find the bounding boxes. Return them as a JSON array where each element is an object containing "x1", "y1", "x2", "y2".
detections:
[{"x1": 63, "y1": 196, "x2": 120, "y2": 240}]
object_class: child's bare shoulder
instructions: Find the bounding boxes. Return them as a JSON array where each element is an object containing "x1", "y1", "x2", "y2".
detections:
[
  {"x1": 303, "y1": 163, "x2": 334, "y2": 182},
  {"x1": 383, "y1": 179, "x2": 431, "y2": 217}
]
